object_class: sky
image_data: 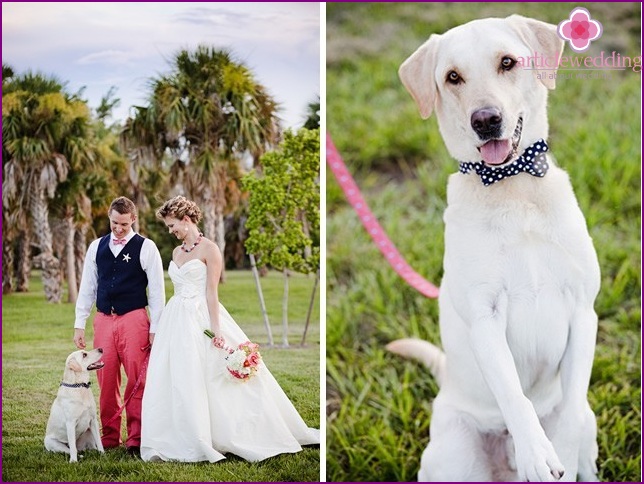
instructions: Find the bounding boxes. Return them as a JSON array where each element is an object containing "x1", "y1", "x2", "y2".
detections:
[{"x1": 2, "y1": 2, "x2": 320, "y2": 129}]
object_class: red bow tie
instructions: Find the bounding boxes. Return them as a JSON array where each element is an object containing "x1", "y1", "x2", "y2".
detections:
[{"x1": 113, "y1": 238, "x2": 127, "y2": 246}]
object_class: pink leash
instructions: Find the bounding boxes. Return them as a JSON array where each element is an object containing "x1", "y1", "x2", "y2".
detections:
[
  {"x1": 103, "y1": 344, "x2": 151, "y2": 429},
  {"x1": 326, "y1": 133, "x2": 440, "y2": 299}
]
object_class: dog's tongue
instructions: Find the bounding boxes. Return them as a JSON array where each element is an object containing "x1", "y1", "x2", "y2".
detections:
[{"x1": 480, "y1": 139, "x2": 511, "y2": 165}]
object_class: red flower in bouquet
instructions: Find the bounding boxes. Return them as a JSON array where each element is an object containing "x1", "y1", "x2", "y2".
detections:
[
  {"x1": 246, "y1": 352, "x2": 261, "y2": 368},
  {"x1": 204, "y1": 331, "x2": 262, "y2": 381}
]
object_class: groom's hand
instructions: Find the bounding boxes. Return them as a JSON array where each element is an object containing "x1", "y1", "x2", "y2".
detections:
[{"x1": 74, "y1": 329, "x2": 86, "y2": 349}]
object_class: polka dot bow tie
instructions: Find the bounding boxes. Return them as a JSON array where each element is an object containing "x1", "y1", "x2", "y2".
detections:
[{"x1": 459, "y1": 139, "x2": 549, "y2": 186}]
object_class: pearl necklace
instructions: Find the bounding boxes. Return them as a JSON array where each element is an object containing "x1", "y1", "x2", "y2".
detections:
[{"x1": 181, "y1": 233, "x2": 203, "y2": 253}]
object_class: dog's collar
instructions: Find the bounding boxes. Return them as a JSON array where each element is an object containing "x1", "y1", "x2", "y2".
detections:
[
  {"x1": 60, "y1": 381, "x2": 91, "y2": 389},
  {"x1": 459, "y1": 139, "x2": 549, "y2": 186}
]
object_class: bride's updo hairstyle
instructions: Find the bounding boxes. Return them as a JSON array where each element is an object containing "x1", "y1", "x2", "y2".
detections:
[{"x1": 156, "y1": 196, "x2": 202, "y2": 224}]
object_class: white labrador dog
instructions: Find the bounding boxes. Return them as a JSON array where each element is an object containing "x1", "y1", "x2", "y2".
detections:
[
  {"x1": 44, "y1": 348, "x2": 105, "y2": 462},
  {"x1": 387, "y1": 15, "x2": 600, "y2": 482}
]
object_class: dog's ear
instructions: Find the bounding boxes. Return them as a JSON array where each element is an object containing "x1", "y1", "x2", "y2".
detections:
[
  {"x1": 67, "y1": 358, "x2": 82, "y2": 373},
  {"x1": 399, "y1": 34, "x2": 441, "y2": 119},
  {"x1": 507, "y1": 15, "x2": 565, "y2": 90}
]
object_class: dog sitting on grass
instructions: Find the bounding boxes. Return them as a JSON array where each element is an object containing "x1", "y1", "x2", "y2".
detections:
[
  {"x1": 44, "y1": 348, "x2": 105, "y2": 462},
  {"x1": 388, "y1": 14, "x2": 600, "y2": 482}
]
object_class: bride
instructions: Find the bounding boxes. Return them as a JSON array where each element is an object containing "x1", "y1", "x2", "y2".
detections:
[{"x1": 141, "y1": 196, "x2": 320, "y2": 462}]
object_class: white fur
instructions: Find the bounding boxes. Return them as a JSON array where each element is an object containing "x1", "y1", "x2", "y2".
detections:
[
  {"x1": 391, "y1": 15, "x2": 600, "y2": 482},
  {"x1": 44, "y1": 349, "x2": 105, "y2": 462}
]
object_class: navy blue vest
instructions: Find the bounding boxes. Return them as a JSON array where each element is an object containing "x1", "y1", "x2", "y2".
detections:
[{"x1": 96, "y1": 234, "x2": 148, "y2": 315}]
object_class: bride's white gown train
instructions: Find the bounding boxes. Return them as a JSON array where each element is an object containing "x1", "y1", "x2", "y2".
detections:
[{"x1": 141, "y1": 259, "x2": 320, "y2": 462}]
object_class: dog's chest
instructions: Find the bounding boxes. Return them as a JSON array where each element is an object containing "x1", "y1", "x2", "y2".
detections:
[
  {"x1": 57, "y1": 389, "x2": 97, "y2": 435},
  {"x1": 443, "y1": 172, "x2": 599, "y2": 386},
  {"x1": 484, "y1": 220, "x2": 577, "y2": 369},
  {"x1": 73, "y1": 404, "x2": 96, "y2": 434},
  {"x1": 444, "y1": 170, "x2": 597, "y2": 299}
]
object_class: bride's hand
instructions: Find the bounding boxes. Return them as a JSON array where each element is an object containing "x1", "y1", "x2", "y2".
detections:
[{"x1": 212, "y1": 335, "x2": 226, "y2": 349}]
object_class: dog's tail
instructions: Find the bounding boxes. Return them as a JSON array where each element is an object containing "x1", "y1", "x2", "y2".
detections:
[{"x1": 386, "y1": 338, "x2": 446, "y2": 386}]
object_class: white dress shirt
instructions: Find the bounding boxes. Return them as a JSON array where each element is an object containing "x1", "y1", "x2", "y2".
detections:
[{"x1": 74, "y1": 231, "x2": 166, "y2": 333}]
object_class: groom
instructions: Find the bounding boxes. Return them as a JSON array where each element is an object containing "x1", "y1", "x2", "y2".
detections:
[{"x1": 74, "y1": 196, "x2": 165, "y2": 456}]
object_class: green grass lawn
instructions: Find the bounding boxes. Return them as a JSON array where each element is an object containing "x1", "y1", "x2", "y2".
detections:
[
  {"x1": 327, "y1": 2, "x2": 641, "y2": 482},
  {"x1": 2, "y1": 270, "x2": 320, "y2": 482}
]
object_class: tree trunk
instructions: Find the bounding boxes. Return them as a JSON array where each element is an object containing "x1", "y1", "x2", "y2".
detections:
[
  {"x1": 301, "y1": 269, "x2": 319, "y2": 346},
  {"x1": 74, "y1": 225, "x2": 89, "y2": 286},
  {"x1": 30, "y1": 190, "x2": 62, "y2": 303},
  {"x1": 202, "y1": 196, "x2": 216, "y2": 243},
  {"x1": 38, "y1": 253, "x2": 63, "y2": 303},
  {"x1": 200, "y1": 187, "x2": 226, "y2": 282},
  {"x1": 63, "y1": 216, "x2": 78, "y2": 303},
  {"x1": 16, "y1": 231, "x2": 31, "y2": 292},
  {"x1": 75, "y1": 193, "x2": 92, "y2": 285},
  {"x1": 2, "y1": 239, "x2": 14, "y2": 295},
  {"x1": 250, "y1": 254, "x2": 273, "y2": 347},
  {"x1": 214, "y1": 204, "x2": 226, "y2": 280},
  {"x1": 281, "y1": 268, "x2": 290, "y2": 347},
  {"x1": 302, "y1": 214, "x2": 313, "y2": 260}
]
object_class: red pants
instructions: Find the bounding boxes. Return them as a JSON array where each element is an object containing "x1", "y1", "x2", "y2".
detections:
[{"x1": 93, "y1": 308, "x2": 150, "y2": 448}]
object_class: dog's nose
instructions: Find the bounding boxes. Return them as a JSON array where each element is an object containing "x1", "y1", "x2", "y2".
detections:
[{"x1": 471, "y1": 107, "x2": 503, "y2": 139}]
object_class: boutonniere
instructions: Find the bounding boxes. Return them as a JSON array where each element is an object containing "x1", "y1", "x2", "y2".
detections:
[{"x1": 122, "y1": 253, "x2": 131, "y2": 263}]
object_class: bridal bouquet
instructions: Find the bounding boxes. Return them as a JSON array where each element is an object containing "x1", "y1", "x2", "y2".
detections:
[{"x1": 204, "y1": 329, "x2": 262, "y2": 381}]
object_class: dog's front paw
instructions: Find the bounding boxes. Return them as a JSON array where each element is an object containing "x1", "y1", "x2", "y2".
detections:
[
  {"x1": 69, "y1": 455, "x2": 78, "y2": 463},
  {"x1": 516, "y1": 438, "x2": 564, "y2": 482}
]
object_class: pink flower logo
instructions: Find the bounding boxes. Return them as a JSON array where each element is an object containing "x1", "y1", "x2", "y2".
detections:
[{"x1": 558, "y1": 7, "x2": 603, "y2": 53}]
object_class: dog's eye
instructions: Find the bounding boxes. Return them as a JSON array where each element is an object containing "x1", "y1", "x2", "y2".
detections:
[
  {"x1": 446, "y1": 70, "x2": 462, "y2": 85},
  {"x1": 82, "y1": 352, "x2": 87, "y2": 358},
  {"x1": 500, "y1": 56, "x2": 516, "y2": 71}
]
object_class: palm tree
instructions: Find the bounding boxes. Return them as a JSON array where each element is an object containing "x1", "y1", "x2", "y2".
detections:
[
  {"x1": 303, "y1": 96, "x2": 320, "y2": 129},
  {"x1": 66, "y1": 87, "x2": 132, "y2": 297},
  {"x1": 51, "y1": 174, "x2": 95, "y2": 303},
  {"x1": 123, "y1": 46, "x2": 279, "y2": 273},
  {"x1": 2, "y1": 63, "x2": 14, "y2": 82},
  {"x1": 1, "y1": 64, "x2": 31, "y2": 294},
  {"x1": 2, "y1": 72, "x2": 95, "y2": 302}
]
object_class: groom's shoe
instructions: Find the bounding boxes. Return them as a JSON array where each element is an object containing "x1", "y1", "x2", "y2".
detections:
[{"x1": 126, "y1": 446, "x2": 141, "y2": 458}]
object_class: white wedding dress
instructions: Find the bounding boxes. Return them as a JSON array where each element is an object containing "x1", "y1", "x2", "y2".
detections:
[{"x1": 141, "y1": 259, "x2": 320, "y2": 462}]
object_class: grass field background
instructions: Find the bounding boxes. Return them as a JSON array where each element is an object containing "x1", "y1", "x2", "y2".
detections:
[
  {"x1": 326, "y1": 2, "x2": 641, "y2": 482},
  {"x1": 2, "y1": 270, "x2": 320, "y2": 482}
]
